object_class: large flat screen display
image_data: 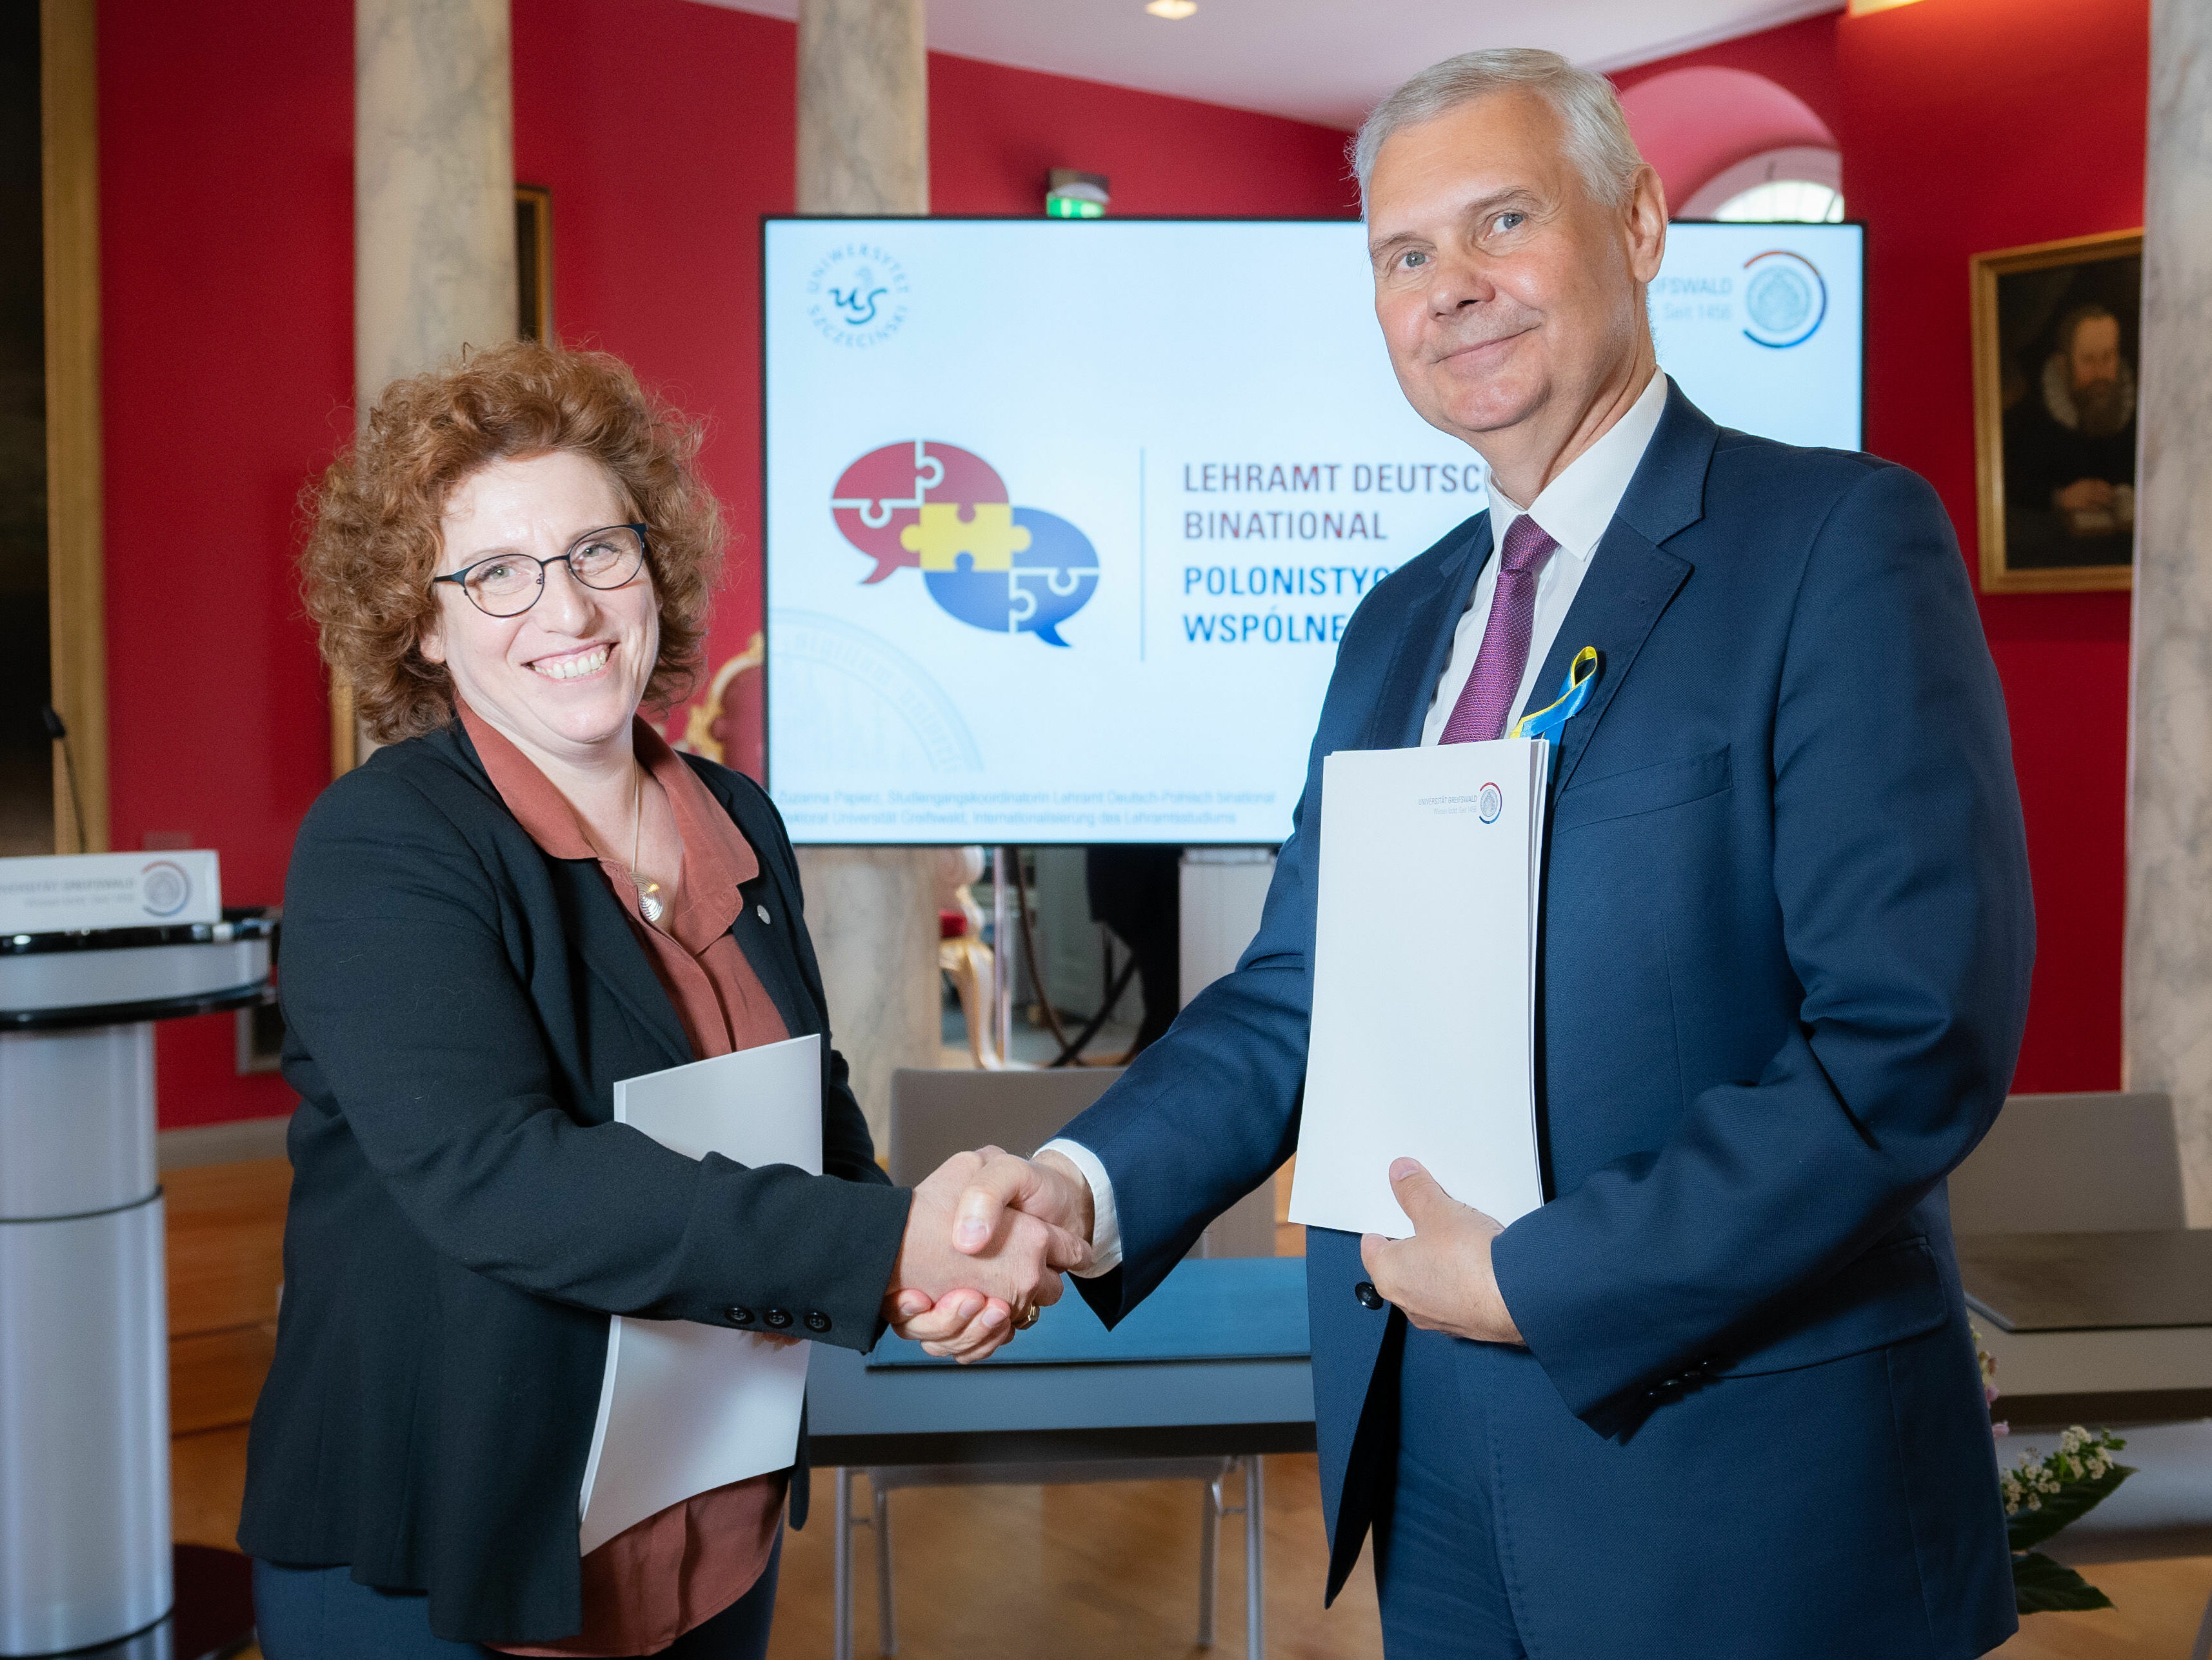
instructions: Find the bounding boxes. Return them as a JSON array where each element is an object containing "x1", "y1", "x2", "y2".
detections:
[{"x1": 763, "y1": 217, "x2": 1862, "y2": 845}]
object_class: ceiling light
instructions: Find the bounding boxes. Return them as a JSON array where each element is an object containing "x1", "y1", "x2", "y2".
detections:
[{"x1": 1145, "y1": 1, "x2": 1199, "y2": 19}]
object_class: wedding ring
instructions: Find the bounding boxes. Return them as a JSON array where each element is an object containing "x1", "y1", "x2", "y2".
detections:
[{"x1": 1015, "y1": 1304, "x2": 1042, "y2": 1330}]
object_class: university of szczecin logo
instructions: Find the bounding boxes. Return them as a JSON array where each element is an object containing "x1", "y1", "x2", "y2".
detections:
[
  {"x1": 829, "y1": 441, "x2": 1100, "y2": 647},
  {"x1": 1740, "y1": 250, "x2": 1826, "y2": 349},
  {"x1": 806, "y1": 243, "x2": 910, "y2": 347}
]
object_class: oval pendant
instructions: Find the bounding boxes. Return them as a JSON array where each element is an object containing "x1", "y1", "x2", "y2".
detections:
[{"x1": 639, "y1": 888, "x2": 664, "y2": 924}]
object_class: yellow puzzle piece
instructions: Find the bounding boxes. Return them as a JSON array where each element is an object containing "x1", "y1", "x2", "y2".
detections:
[{"x1": 899, "y1": 503, "x2": 1032, "y2": 572}]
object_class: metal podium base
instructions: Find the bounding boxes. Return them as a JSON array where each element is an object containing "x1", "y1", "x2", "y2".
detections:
[
  {"x1": 14, "y1": 1543, "x2": 259, "y2": 1660},
  {"x1": 0, "y1": 915, "x2": 272, "y2": 1657},
  {"x1": 0, "y1": 1191, "x2": 172, "y2": 1654}
]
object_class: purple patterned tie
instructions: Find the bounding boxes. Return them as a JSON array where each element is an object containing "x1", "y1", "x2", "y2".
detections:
[{"x1": 1439, "y1": 514, "x2": 1559, "y2": 745}]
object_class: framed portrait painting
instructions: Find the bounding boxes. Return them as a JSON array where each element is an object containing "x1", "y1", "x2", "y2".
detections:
[{"x1": 1971, "y1": 228, "x2": 2142, "y2": 594}]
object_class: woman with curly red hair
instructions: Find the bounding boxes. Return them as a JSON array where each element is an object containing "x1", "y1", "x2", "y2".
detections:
[{"x1": 241, "y1": 343, "x2": 1077, "y2": 1659}]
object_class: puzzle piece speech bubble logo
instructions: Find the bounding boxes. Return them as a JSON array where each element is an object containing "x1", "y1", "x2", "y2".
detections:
[
  {"x1": 828, "y1": 445, "x2": 1099, "y2": 646},
  {"x1": 922, "y1": 508, "x2": 1099, "y2": 647},
  {"x1": 829, "y1": 441, "x2": 1008, "y2": 584},
  {"x1": 899, "y1": 503, "x2": 1033, "y2": 572}
]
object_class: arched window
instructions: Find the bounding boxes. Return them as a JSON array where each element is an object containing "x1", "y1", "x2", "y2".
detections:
[
  {"x1": 1615, "y1": 69, "x2": 1844, "y2": 223},
  {"x1": 1684, "y1": 145, "x2": 1844, "y2": 223},
  {"x1": 1713, "y1": 179, "x2": 1844, "y2": 223}
]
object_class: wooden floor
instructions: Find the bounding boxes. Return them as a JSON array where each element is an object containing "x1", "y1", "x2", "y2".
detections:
[
  {"x1": 167, "y1": 1157, "x2": 285, "y2": 1561},
  {"x1": 168, "y1": 1157, "x2": 2211, "y2": 1657}
]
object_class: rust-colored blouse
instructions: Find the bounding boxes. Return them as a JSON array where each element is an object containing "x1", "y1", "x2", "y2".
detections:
[{"x1": 461, "y1": 702, "x2": 791, "y2": 1659}]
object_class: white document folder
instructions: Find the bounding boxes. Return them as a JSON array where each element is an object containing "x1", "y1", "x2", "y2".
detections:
[
  {"x1": 576, "y1": 1032, "x2": 823, "y2": 1554},
  {"x1": 1289, "y1": 739, "x2": 1549, "y2": 1239}
]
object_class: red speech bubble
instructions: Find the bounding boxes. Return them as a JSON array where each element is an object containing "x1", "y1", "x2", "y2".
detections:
[{"x1": 830, "y1": 441, "x2": 1008, "y2": 583}]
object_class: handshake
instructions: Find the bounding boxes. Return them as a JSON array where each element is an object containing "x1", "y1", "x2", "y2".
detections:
[{"x1": 878, "y1": 1146, "x2": 1097, "y2": 1363}]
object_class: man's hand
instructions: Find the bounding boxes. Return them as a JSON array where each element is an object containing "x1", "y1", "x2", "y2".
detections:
[
  {"x1": 954, "y1": 1147, "x2": 1095, "y2": 1257},
  {"x1": 1359, "y1": 1158, "x2": 1524, "y2": 1345},
  {"x1": 882, "y1": 1147, "x2": 1090, "y2": 1363}
]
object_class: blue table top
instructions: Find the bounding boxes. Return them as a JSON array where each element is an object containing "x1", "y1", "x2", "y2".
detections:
[{"x1": 807, "y1": 1256, "x2": 1316, "y2": 1466}]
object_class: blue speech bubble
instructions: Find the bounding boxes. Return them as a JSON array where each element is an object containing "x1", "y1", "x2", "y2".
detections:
[
  {"x1": 1008, "y1": 508, "x2": 1100, "y2": 646},
  {"x1": 921, "y1": 506, "x2": 1099, "y2": 646}
]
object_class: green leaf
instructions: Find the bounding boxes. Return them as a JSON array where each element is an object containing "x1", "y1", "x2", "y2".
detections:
[
  {"x1": 2007, "y1": 1463, "x2": 2136, "y2": 1553},
  {"x1": 2013, "y1": 1551, "x2": 2116, "y2": 1614}
]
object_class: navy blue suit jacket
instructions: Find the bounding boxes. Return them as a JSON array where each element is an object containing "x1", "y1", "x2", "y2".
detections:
[{"x1": 1060, "y1": 386, "x2": 2033, "y2": 1657}]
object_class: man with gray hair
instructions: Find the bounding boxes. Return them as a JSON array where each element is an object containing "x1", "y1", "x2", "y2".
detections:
[{"x1": 934, "y1": 46, "x2": 2031, "y2": 1657}]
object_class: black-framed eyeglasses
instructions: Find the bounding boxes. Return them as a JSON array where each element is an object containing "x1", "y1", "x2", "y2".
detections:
[{"x1": 432, "y1": 523, "x2": 650, "y2": 617}]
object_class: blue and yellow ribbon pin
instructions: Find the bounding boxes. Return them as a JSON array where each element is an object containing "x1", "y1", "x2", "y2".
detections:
[{"x1": 1512, "y1": 646, "x2": 1600, "y2": 744}]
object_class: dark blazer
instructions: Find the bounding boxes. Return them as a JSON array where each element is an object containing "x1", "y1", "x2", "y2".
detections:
[
  {"x1": 1059, "y1": 386, "x2": 2034, "y2": 1658},
  {"x1": 237, "y1": 722, "x2": 910, "y2": 1646}
]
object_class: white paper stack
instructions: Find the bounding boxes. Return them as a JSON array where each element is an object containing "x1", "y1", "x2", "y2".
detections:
[
  {"x1": 577, "y1": 1033, "x2": 823, "y2": 1553},
  {"x1": 1289, "y1": 739, "x2": 1549, "y2": 1239}
]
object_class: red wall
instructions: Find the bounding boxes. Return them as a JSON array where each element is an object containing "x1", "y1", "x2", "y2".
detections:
[
  {"x1": 1840, "y1": 0, "x2": 2144, "y2": 1094},
  {"x1": 1617, "y1": 0, "x2": 2147, "y2": 1094},
  {"x1": 1612, "y1": 9, "x2": 1846, "y2": 141},
  {"x1": 99, "y1": 0, "x2": 354, "y2": 1129},
  {"x1": 1612, "y1": 10, "x2": 1846, "y2": 209},
  {"x1": 926, "y1": 51, "x2": 1357, "y2": 219},
  {"x1": 98, "y1": 0, "x2": 1353, "y2": 1128}
]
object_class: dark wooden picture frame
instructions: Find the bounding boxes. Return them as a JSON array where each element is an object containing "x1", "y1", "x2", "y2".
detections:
[
  {"x1": 1971, "y1": 228, "x2": 2142, "y2": 594},
  {"x1": 516, "y1": 183, "x2": 552, "y2": 342},
  {"x1": 42, "y1": 0, "x2": 109, "y2": 852}
]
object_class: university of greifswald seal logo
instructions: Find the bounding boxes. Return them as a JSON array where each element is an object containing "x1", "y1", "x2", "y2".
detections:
[
  {"x1": 807, "y1": 243, "x2": 910, "y2": 348},
  {"x1": 140, "y1": 859, "x2": 191, "y2": 917},
  {"x1": 1739, "y1": 249, "x2": 1827, "y2": 350}
]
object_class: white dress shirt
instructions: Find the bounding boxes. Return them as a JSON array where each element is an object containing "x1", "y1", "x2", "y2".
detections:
[
  {"x1": 1046, "y1": 370, "x2": 1672, "y2": 1275},
  {"x1": 1419, "y1": 367, "x2": 1671, "y2": 743}
]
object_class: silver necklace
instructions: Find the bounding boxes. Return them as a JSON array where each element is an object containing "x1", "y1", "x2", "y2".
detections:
[{"x1": 628, "y1": 766, "x2": 665, "y2": 924}]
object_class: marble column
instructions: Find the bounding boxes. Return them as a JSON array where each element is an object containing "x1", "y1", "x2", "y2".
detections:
[
  {"x1": 2124, "y1": 0, "x2": 2212, "y2": 1221},
  {"x1": 797, "y1": 0, "x2": 928, "y2": 217},
  {"x1": 793, "y1": 0, "x2": 942, "y2": 1144},
  {"x1": 355, "y1": 0, "x2": 516, "y2": 401},
  {"x1": 343, "y1": 0, "x2": 515, "y2": 770}
]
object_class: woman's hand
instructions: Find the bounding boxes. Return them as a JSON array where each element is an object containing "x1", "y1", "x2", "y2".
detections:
[
  {"x1": 883, "y1": 1285, "x2": 1017, "y2": 1360},
  {"x1": 882, "y1": 1146, "x2": 1089, "y2": 1363}
]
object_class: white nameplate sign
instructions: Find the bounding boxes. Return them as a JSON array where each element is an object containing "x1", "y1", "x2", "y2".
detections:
[{"x1": 0, "y1": 851, "x2": 223, "y2": 934}]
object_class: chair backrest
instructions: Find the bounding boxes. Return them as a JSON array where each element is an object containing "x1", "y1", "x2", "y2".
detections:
[
  {"x1": 887, "y1": 1067, "x2": 1124, "y2": 1186},
  {"x1": 1948, "y1": 1091, "x2": 2185, "y2": 1234}
]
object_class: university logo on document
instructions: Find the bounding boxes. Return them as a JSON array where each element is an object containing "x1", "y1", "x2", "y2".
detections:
[
  {"x1": 1476, "y1": 783, "x2": 1503, "y2": 824},
  {"x1": 1740, "y1": 249, "x2": 1827, "y2": 350},
  {"x1": 805, "y1": 243, "x2": 911, "y2": 347},
  {"x1": 139, "y1": 859, "x2": 193, "y2": 917},
  {"x1": 827, "y1": 439, "x2": 1101, "y2": 648}
]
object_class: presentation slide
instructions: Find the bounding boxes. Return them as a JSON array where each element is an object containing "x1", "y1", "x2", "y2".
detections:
[{"x1": 763, "y1": 217, "x2": 1862, "y2": 845}]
